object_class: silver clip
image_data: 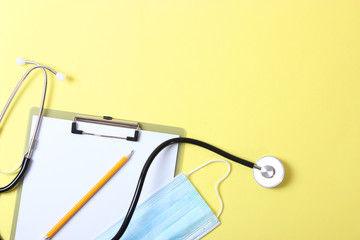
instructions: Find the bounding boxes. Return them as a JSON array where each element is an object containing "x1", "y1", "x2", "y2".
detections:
[{"x1": 71, "y1": 115, "x2": 140, "y2": 141}]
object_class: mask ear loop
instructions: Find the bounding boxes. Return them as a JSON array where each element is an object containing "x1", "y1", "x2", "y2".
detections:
[{"x1": 186, "y1": 160, "x2": 231, "y2": 217}]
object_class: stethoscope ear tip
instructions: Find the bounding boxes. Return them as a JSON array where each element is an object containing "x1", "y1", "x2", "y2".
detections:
[
  {"x1": 253, "y1": 156, "x2": 285, "y2": 188},
  {"x1": 16, "y1": 57, "x2": 26, "y2": 65},
  {"x1": 56, "y1": 72, "x2": 66, "y2": 81}
]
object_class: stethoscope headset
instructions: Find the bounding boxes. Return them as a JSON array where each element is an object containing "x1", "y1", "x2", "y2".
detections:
[
  {"x1": 0, "y1": 58, "x2": 286, "y2": 240},
  {"x1": 0, "y1": 58, "x2": 65, "y2": 193}
]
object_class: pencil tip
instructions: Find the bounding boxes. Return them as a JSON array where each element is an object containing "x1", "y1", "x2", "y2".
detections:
[{"x1": 126, "y1": 150, "x2": 135, "y2": 159}]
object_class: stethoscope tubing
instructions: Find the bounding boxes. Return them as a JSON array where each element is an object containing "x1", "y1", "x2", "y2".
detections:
[
  {"x1": 111, "y1": 137, "x2": 255, "y2": 240},
  {"x1": 0, "y1": 155, "x2": 31, "y2": 192}
]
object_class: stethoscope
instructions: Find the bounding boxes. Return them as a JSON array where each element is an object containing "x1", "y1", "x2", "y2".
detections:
[
  {"x1": 0, "y1": 58, "x2": 65, "y2": 193},
  {"x1": 0, "y1": 58, "x2": 286, "y2": 240},
  {"x1": 112, "y1": 138, "x2": 286, "y2": 239}
]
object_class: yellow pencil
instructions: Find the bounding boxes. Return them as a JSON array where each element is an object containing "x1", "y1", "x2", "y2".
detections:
[{"x1": 42, "y1": 150, "x2": 134, "y2": 240}]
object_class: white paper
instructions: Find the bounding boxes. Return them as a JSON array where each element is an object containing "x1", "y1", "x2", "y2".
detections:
[{"x1": 15, "y1": 116, "x2": 179, "y2": 240}]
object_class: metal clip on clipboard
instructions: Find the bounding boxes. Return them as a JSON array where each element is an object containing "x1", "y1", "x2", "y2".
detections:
[{"x1": 71, "y1": 115, "x2": 140, "y2": 141}]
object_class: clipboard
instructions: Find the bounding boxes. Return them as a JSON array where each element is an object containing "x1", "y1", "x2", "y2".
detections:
[{"x1": 10, "y1": 108, "x2": 185, "y2": 240}]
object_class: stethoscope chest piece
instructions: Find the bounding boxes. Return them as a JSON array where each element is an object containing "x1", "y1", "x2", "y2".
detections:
[{"x1": 253, "y1": 156, "x2": 285, "y2": 188}]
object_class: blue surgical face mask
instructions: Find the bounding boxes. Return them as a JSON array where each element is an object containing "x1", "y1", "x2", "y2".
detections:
[{"x1": 95, "y1": 160, "x2": 231, "y2": 240}]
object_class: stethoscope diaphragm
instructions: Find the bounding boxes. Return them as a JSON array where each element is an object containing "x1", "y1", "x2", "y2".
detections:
[{"x1": 253, "y1": 156, "x2": 285, "y2": 188}]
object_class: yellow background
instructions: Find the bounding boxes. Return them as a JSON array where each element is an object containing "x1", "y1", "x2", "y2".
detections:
[{"x1": 1, "y1": 1, "x2": 360, "y2": 239}]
